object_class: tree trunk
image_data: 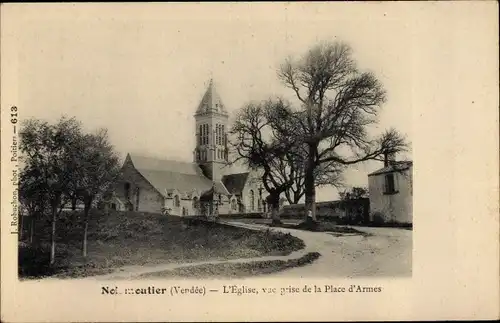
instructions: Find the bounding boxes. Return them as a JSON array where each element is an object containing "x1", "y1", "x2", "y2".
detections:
[
  {"x1": 285, "y1": 189, "x2": 303, "y2": 205},
  {"x1": 82, "y1": 219, "x2": 89, "y2": 257},
  {"x1": 304, "y1": 168, "x2": 317, "y2": 222},
  {"x1": 293, "y1": 191, "x2": 302, "y2": 205},
  {"x1": 29, "y1": 216, "x2": 35, "y2": 244},
  {"x1": 304, "y1": 143, "x2": 318, "y2": 222},
  {"x1": 50, "y1": 206, "x2": 57, "y2": 266},
  {"x1": 82, "y1": 196, "x2": 93, "y2": 257},
  {"x1": 268, "y1": 194, "x2": 282, "y2": 226},
  {"x1": 71, "y1": 196, "x2": 77, "y2": 211}
]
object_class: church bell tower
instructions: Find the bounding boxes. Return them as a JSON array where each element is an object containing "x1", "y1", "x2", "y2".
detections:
[{"x1": 193, "y1": 79, "x2": 229, "y2": 182}]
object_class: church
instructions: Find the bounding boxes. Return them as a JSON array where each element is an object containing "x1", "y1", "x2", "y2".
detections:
[{"x1": 109, "y1": 80, "x2": 267, "y2": 216}]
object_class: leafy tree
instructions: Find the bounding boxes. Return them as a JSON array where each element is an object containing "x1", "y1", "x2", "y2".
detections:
[
  {"x1": 75, "y1": 129, "x2": 120, "y2": 257},
  {"x1": 19, "y1": 116, "x2": 83, "y2": 265},
  {"x1": 277, "y1": 41, "x2": 408, "y2": 220},
  {"x1": 19, "y1": 167, "x2": 48, "y2": 243},
  {"x1": 339, "y1": 186, "x2": 369, "y2": 200}
]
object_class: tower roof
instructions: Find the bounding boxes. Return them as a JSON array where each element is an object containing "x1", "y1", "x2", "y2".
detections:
[{"x1": 195, "y1": 79, "x2": 228, "y2": 116}]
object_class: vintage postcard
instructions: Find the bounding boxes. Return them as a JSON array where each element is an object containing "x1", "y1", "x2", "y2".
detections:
[{"x1": 1, "y1": 2, "x2": 498, "y2": 322}]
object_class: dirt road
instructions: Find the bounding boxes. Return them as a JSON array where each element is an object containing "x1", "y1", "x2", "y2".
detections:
[{"x1": 225, "y1": 221, "x2": 412, "y2": 278}]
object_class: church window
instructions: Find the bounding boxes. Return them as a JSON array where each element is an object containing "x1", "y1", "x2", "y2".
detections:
[
  {"x1": 201, "y1": 124, "x2": 208, "y2": 145},
  {"x1": 198, "y1": 125, "x2": 202, "y2": 145},
  {"x1": 193, "y1": 197, "x2": 199, "y2": 210},
  {"x1": 124, "y1": 183, "x2": 131, "y2": 200},
  {"x1": 219, "y1": 124, "x2": 222, "y2": 145},
  {"x1": 249, "y1": 190, "x2": 255, "y2": 211},
  {"x1": 216, "y1": 124, "x2": 219, "y2": 145},
  {"x1": 200, "y1": 125, "x2": 203, "y2": 145},
  {"x1": 231, "y1": 199, "x2": 237, "y2": 211},
  {"x1": 174, "y1": 195, "x2": 180, "y2": 207}
]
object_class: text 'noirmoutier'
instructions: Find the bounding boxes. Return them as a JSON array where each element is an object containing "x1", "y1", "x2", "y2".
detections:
[{"x1": 101, "y1": 284, "x2": 383, "y2": 296}]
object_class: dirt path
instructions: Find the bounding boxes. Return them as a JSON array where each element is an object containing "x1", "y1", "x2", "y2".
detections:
[
  {"x1": 224, "y1": 221, "x2": 412, "y2": 278},
  {"x1": 79, "y1": 220, "x2": 411, "y2": 280}
]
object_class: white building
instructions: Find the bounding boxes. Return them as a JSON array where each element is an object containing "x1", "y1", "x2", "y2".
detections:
[{"x1": 368, "y1": 155, "x2": 413, "y2": 224}]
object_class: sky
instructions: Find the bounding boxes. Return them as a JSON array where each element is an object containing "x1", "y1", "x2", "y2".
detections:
[{"x1": 14, "y1": 3, "x2": 413, "y2": 201}]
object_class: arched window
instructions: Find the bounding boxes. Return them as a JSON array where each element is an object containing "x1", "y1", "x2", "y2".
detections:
[
  {"x1": 249, "y1": 190, "x2": 255, "y2": 211},
  {"x1": 216, "y1": 124, "x2": 220, "y2": 145},
  {"x1": 124, "y1": 182, "x2": 131, "y2": 200},
  {"x1": 202, "y1": 124, "x2": 208, "y2": 145},
  {"x1": 193, "y1": 197, "x2": 199, "y2": 210},
  {"x1": 198, "y1": 125, "x2": 202, "y2": 145},
  {"x1": 220, "y1": 124, "x2": 222, "y2": 145},
  {"x1": 231, "y1": 199, "x2": 237, "y2": 211},
  {"x1": 174, "y1": 195, "x2": 180, "y2": 207}
]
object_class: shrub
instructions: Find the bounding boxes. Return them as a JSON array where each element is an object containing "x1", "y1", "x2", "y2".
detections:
[{"x1": 18, "y1": 243, "x2": 57, "y2": 278}]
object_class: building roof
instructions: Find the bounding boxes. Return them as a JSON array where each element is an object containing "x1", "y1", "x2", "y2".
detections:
[
  {"x1": 126, "y1": 154, "x2": 229, "y2": 197},
  {"x1": 368, "y1": 161, "x2": 413, "y2": 176},
  {"x1": 222, "y1": 172, "x2": 250, "y2": 195},
  {"x1": 200, "y1": 183, "x2": 232, "y2": 200},
  {"x1": 195, "y1": 79, "x2": 228, "y2": 116}
]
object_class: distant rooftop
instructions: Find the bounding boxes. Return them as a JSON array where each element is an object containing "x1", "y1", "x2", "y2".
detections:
[{"x1": 368, "y1": 161, "x2": 413, "y2": 176}]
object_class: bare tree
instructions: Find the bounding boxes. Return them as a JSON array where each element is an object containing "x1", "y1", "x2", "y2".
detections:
[
  {"x1": 277, "y1": 41, "x2": 408, "y2": 220},
  {"x1": 285, "y1": 154, "x2": 345, "y2": 205},
  {"x1": 230, "y1": 99, "x2": 300, "y2": 224}
]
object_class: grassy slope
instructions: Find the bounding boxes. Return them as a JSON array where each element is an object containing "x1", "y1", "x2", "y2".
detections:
[
  {"x1": 19, "y1": 211, "x2": 305, "y2": 278},
  {"x1": 137, "y1": 252, "x2": 321, "y2": 280}
]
